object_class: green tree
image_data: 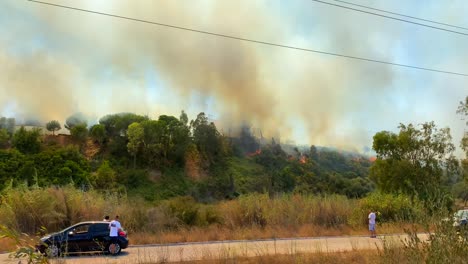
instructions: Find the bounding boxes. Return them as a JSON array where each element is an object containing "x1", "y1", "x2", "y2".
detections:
[
  {"x1": 99, "y1": 113, "x2": 147, "y2": 138},
  {"x1": 98, "y1": 113, "x2": 148, "y2": 158},
  {"x1": 159, "y1": 115, "x2": 191, "y2": 164},
  {"x1": 93, "y1": 160, "x2": 116, "y2": 189},
  {"x1": 0, "y1": 149, "x2": 24, "y2": 190},
  {"x1": 17, "y1": 161, "x2": 37, "y2": 185},
  {"x1": 254, "y1": 141, "x2": 288, "y2": 195},
  {"x1": 70, "y1": 124, "x2": 88, "y2": 145},
  {"x1": 139, "y1": 115, "x2": 191, "y2": 168},
  {"x1": 46, "y1": 120, "x2": 61, "y2": 135},
  {"x1": 89, "y1": 124, "x2": 107, "y2": 145},
  {"x1": 12, "y1": 127, "x2": 41, "y2": 154},
  {"x1": 191, "y1": 112, "x2": 225, "y2": 165},
  {"x1": 0, "y1": 128, "x2": 9, "y2": 148},
  {"x1": 140, "y1": 119, "x2": 164, "y2": 167},
  {"x1": 370, "y1": 122, "x2": 456, "y2": 202},
  {"x1": 32, "y1": 146, "x2": 90, "y2": 186},
  {"x1": 127, "y1": 122, "x2": 144, "y2": 168}
]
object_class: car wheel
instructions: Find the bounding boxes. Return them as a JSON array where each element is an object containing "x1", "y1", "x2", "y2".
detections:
[
  {"x1": 46, "y1": 244, "x2": 61, "y2": 258},
  {"x1": 107, "y1": 243, "x2": 121, "y2": 255}
]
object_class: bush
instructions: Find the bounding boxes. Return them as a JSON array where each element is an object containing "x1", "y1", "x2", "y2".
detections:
[
  {"x1": 12, "y1": 127, "x2": 41, "y2": 154},
  {"x1": 349, "y1": 192, "x2": 422, "y2": 226},
  {"x1": 92, "y1": 160, "x2": 116, "y2": 190},
  {"x1": 380, "y1": 213, "x2": 468, "y2": 263},
  {"x1": 165, "y1": 196, "x2": 200, "y2": 226}
]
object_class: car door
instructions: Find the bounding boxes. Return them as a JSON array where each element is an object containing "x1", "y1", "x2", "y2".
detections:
[
  {"x1": 66, "y1": 223, "x2": 93, "y2": 252},
  {"x1": 88, "y1": 223, "x2": 110, "y2": 251}
]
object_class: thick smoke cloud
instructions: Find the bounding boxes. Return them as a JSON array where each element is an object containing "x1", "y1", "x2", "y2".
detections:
[{"x1": 1, "y1": 0, "x2": 467, "y2": 152}]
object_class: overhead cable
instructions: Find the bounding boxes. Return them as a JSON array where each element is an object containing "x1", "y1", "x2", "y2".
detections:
[
  {"x1": 333, "y1": 0, "x2": 468, "y2": 31},
  {"x1": 28, "y1": 0, "x2": 468, "y2": 77},
  {"x1": 311, "y1": 0, "x2": 468, "y2": 37}
]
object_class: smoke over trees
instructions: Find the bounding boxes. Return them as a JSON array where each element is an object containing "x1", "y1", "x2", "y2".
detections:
[{"x1": 3, "y1": 1, "x2": 465, "y2": 152}]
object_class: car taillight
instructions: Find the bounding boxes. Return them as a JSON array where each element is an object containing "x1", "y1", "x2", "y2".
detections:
[{"x1": 119, "y1": 230, "x2": 127, "y2": 237}]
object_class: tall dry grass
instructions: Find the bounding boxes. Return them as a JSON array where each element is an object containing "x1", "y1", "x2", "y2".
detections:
[
  {"x1": 0, "y1": 186, "x2": 422, "y2": 245},
  {"x1": 0, "y1": 188, "x2": 358, "y2": 234},
  {"x1": 219, "y1": 194, "x2": 354, "y2": 229},
  {"x1": 0, "y1": 185, "x2": 133, "y2": 234}
]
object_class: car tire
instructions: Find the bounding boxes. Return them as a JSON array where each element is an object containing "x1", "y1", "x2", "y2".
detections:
[
  {"x1": 107, "y1": 242, "x2": 121, "y2": 255},
  {"x1": 46, "y1": 243, "x2": 61, "y2": 258}
]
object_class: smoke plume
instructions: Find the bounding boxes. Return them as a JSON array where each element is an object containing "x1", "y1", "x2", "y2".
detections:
[{"x1": 1, "y1": 0, "x2": 467, "y2": 152}]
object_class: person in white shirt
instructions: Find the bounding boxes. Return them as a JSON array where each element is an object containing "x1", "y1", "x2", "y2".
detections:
[
  {"x1": 109, "y1": 215, "x2": 122, "y2": 247},
  {"x1": 368, "y1": 210, "x2": 376, "y2": 238},
  {"x1": 103, "y1": 215, "x2": 110, "y2": 222}
]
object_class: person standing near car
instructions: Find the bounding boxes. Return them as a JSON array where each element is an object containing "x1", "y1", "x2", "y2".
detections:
[
  {"x1": 109, "y1": 215, "x2": 122, "y2": 252},
  {"x1": 103, "y1": 215, "x2": 110, "y2": 222},
  {"x1": 368, "y1": 210, "x2": 377, "y2": 238}
]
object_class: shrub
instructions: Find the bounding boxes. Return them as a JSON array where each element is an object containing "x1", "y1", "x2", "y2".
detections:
[
  {"x1": 165, "y1": 196, "x2": 200, "y2": 226},
  {"x1": 92, "y1": 160, "x2": 116, "y2": 190},
  {"x1": 349, "y1": 192, "x2": 422, "y2": 226}
]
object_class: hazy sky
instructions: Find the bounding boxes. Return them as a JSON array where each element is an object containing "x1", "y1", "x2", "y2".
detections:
[{"x1": 1, "y1": 0, "x2": 467, "y2": 155}]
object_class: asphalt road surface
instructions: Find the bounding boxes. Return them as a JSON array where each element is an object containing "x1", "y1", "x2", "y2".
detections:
[{"x1": 0, "y1": 234, "x2": 429, "y2": 263}]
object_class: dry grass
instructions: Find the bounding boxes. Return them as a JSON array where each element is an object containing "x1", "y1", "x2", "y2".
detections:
[
  {"x1": 0, "y1": 187, "x2": 423, "y2": 248},
  {"x1": 170, "y1": 250, "x2": 380, "y2": 264}
]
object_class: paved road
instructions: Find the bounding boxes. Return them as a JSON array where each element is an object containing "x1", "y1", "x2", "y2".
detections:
[{"x1": 0, "y1": 234, "x2": 429, "y2": 263}]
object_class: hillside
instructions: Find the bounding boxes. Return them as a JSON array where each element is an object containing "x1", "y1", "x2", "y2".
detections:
[{"x1": 0, "y1": 112, "x2": 375, "y2": 201}]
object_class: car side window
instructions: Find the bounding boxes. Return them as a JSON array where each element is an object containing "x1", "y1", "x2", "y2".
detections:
[{"x1": 74, "y1": 224, "x2": 91, "y2": 234}]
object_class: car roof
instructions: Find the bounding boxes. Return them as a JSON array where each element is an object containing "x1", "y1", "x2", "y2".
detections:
[
  {"x1": 69, "y1": 221, "x2": 109, "y2": 227},
  {"x1": 80, "y1": 221, "x2": 109, "y2": 224}
]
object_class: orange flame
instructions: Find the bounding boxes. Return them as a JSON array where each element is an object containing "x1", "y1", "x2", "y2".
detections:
[
  {"x1": 299, "y1": 156, "x2": 307, "y2": 164},
  {"x1": 247, "y1": 149, "x2": 262, "y2": 157}
]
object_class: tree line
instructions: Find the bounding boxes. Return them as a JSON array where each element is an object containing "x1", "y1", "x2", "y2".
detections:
[{"x1": 0, "y1": 96, "x2": 466, "y2": 204}]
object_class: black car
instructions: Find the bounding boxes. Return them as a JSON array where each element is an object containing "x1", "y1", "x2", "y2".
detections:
[{"x1": 37, "y1": 221, "x2": 129, "y2": 257}]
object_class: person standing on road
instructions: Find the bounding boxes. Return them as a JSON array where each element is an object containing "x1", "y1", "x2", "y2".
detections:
[
  {"x1": 109, "y1": 215, "x2": 122, "y2": 250},
  {"x1": 368, "y1": 210, "x2": 376, "y2": 238}
]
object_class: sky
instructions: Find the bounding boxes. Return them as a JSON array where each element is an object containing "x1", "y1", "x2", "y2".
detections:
[{"x1": 0, "y1": 0, "x2": 467, "y2": 155}]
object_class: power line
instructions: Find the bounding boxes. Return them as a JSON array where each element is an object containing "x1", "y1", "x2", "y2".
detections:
[
  {"x1": 310, "y1": 0, "x2": 468, "y2": 37},
  {"x1": 28, "y1": 0, "x2": 468, "y2": 77},
  {"x1": 333, "y1": 0, "x2": 468, "y2": 31}
]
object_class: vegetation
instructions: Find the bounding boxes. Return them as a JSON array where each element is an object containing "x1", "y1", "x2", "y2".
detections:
[
  {"x1": 45, "y1": 120, "x2": 61, "y2": 135},
  {"x1": 0, "y1": 129, "x2": 8, "y2": 148},
  {"x1": 0, "y1": 225, "x2": 48, "y2": 264},
  {"x1": 0, "y1": 96, "x2": 467, "y2": 263},
  {"x1": 12, "y1": 127, "x2": 42, "y2": 154},
  {"x1": 70, "y1": 123, "x2": 88, "y2": 145},
  {"x1": 0, "y1": 111, "x2": 378, "y2": 201},
  {"x1": 0, "y1": 186, "x2": 416, "y2": 237},
  {"x1": 370, "y1": 122, "x2": 457, "y2": 210}
]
